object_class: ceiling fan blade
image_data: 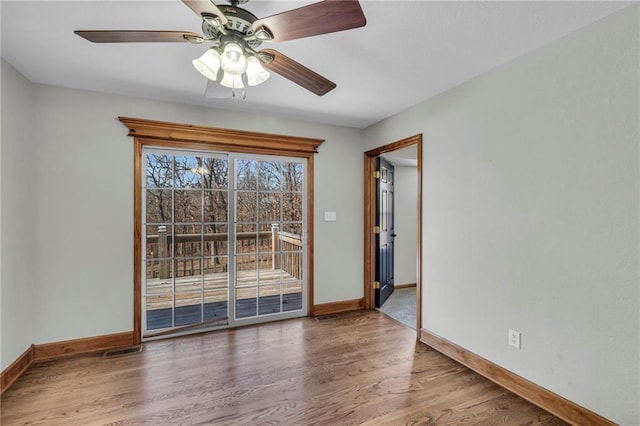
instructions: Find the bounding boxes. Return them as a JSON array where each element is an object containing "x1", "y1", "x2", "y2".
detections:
[
  {"x1": 260, "y1": 49, "x2": 336, "y2": 96},
  {"x1": 74, "y1": 30, "x2": 203, "y2": 43},
  {"x1": 252, "y1": 0, "x2": 366, "y2": 42},
  {"x1": 182, "y1": 0, "x2": 228, "y2": 25}
]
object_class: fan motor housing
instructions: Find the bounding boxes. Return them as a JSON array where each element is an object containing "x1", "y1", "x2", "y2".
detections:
[{"x1": 202, "y1": 6, "x2": 262, "y2": 48}]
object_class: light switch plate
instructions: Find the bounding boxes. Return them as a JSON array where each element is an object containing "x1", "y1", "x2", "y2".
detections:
[{"x1": 324, "y1": 211, "x2": 337, "y2": 222}]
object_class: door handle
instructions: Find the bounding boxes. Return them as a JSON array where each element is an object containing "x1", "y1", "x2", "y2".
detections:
[{"x1": 391, "y1": 234, "x2": 397, "y2": 237}]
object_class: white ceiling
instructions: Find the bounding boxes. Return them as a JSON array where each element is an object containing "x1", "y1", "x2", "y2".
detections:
[{"x1": 1, "y1": 1, "x2": 630, "y2": 128}]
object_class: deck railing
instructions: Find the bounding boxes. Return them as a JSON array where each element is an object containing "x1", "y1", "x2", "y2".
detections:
[
  {"x1": 278, "y1": 231, "x2": 303, "y2": 280},
  {"x1": 146, "y1": 225, "x2": 303, "y2": 281}
]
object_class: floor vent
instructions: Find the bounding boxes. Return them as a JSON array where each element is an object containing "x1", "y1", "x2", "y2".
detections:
[
  {"x1": 103, "y1": 346, "x2": 143, "y2": 358},
  {"x1": 315, "y1": 314, "x2": 339, "y2": 321}
]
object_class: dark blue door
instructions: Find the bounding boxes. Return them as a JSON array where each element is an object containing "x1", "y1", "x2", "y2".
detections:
[{"x1": 375, "y1": 157, "x2": 395, "y2": 308}]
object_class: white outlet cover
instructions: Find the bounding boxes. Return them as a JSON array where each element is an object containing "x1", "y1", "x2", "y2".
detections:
[{"x1": 508, "y1": 329, "x2": 521, "y2": 349}]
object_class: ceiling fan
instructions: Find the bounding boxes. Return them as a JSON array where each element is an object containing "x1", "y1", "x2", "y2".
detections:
[{"x1": 75, "y1": 0, "x2": 367, "y2": 98}]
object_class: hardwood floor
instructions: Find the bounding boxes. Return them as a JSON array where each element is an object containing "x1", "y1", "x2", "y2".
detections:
[{"x1": 1, "y1": 311, "x2": 565, "y2": 425}]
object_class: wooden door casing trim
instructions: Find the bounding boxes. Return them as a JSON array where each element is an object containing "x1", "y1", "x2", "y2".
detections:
[
  {"x1": 363, "y1": 134, "x2": 423, "y2": 332},
  {"x1": 119, "y1": 117, "x2": 323, "y2": 155},
  {"x1": 307, "y1": 155, "x2": 315, "y2": 315},
  {"x1": 121, "y1": 117, "x2": 324, "y2": 343}
]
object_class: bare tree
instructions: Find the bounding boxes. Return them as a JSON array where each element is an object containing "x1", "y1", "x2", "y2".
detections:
[
  {"x1": 145, "y1": 154, "x2": 172, "y2": 223},
  {"x1": 145, "y1": 154, "x2": 305, "y2": 277}
]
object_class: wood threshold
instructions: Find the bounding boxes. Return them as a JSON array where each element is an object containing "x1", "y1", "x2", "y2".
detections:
[
  {"x1": 1, "y1": 345, "x2": 34, "y2": 394},
  {"x1": 419, "y1": 328, "x2": 615, "y2": 426},
  {"x1": 313, "y1": 298, "x2": 364, "y2": 316},
  {"x1": 33, "y1": 331, "x2": 136, "y2": 362},
  {"x1": 144, "y1": 317, "x2": 229, "y2": 339}
]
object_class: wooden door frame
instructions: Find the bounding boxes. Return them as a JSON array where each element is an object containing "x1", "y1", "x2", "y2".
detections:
[
  {"x1": 119, "y1": 116, "x2": 324, "y2": 344},
  {"x1": 364, "y1": 135, "x2": 422, "y2": 332}
]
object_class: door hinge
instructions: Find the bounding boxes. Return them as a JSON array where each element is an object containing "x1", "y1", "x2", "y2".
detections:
[
  {"x1": 374, "y1": 170, "x2": 380, "y2": 179},
  {"x1": 373, "y1": 281, "x2": 380, "y2": 289},
  {"x1": 374, "y1": 226, "x2": 380, "y2": 234}
]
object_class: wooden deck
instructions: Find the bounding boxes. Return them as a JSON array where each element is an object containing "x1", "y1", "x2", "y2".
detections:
[
  {"x1": 145, "y1": 269, "x2": 303, "y2": 330},
  {"x1": 145, "y1": 269, "x2": 301, "y2": 310}
]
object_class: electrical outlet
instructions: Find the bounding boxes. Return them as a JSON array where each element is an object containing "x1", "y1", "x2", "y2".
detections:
[{"x1": 508, "y1": 329, "x2": 521, "y2": 349}]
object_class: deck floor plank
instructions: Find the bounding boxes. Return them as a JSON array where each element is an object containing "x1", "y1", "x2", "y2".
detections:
[{"x1": 145, "y1": 269, "x2": 300, "y2": 310}]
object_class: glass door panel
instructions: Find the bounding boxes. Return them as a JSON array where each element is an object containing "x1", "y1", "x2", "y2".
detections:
[
  {"x1": 232, "y1": 156, "x2": 306, "y2": 322},
  {"x1": 145, "y1": 254, "x2": 174, "y2": 331},
  {"x1": 142, "y1": 149, "x2": 307, "y2": 338},
  {"x1": 204, "y1": 257, "x2": 228, "y2": 322},
  {"x1": 143, "y1": 149, "x2": 230, "y2": 337}
]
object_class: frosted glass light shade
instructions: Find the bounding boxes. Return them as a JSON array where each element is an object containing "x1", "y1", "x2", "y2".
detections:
[
  {"x1": 246, "y1": 56, "x2": 270, "y2": 86},
  {"x1": 220, "y1": 43, "x2": 248, "y2": 75},
  {"x1": 192, "y1": 49, "x2": 221, "y2": 81},
  {"x1": 220, "y1": 72, "x2": 245, "y2": 89}
]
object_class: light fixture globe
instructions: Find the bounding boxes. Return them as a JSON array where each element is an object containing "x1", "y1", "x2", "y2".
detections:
[
  {"x1": 220, "y1": 42, "x2": 248, "y2": 75},
  {"x1": 192, "y1": 49, "x2": 221, "y2": 81},
  {"x1": 246, "y1": 56, "x2": 270, "y2": 86},
  {"x1": 220, "y1": 72, "x2": 245, "y2": 89}
]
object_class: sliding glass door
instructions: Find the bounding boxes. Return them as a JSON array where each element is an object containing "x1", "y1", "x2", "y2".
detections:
[
  {"x1": 142, "y1": 148, "x2": 307, "y2": 338},
  {"x1": 232, "y1": 157, "x2": 305, "y2": 319}
]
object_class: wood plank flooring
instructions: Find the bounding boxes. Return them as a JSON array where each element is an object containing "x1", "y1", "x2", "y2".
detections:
[{"x1": 1, "y1": 311, "x2": 566, "y2": 425}]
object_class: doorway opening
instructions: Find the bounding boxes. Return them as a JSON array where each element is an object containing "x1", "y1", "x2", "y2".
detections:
[{"x1": 364, "y1": 135, "x2": 422, "y2": 332}]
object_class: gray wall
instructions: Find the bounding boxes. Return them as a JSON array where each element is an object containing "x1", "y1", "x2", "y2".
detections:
[
  {"x1": 364, "y1": 6, "x2": 639, "y2": 425},
  {"x1": 393, "y1": 166, "x2": 418, "y2": 286},
  {"x1": 1, "y1": 59, "x2": 364, "y2": 357},
  {"x1": 1, "y1": 61, "x2": 35, "y2": 369}
]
